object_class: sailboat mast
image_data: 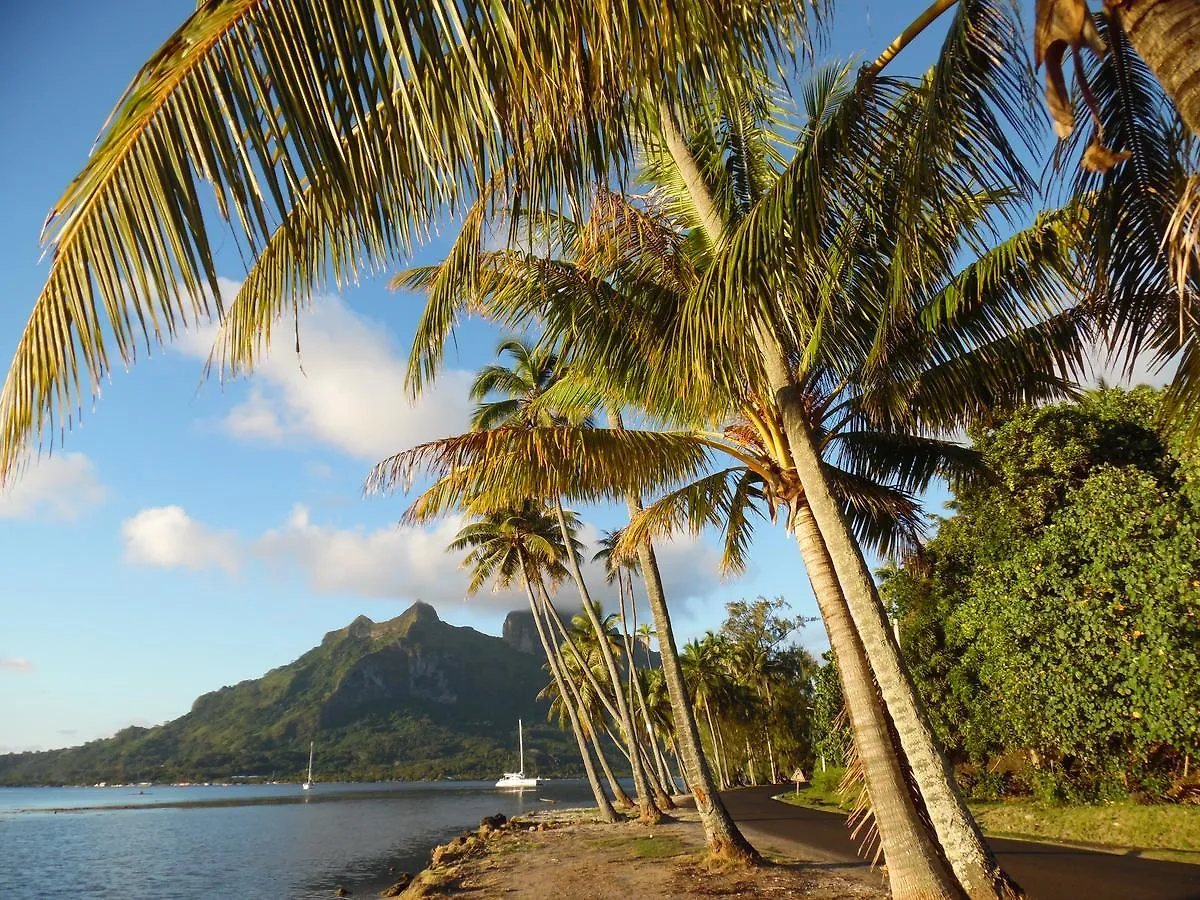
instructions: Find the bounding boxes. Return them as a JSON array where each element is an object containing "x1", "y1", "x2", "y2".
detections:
[
  {"x1": 307, "y1": 741, "x2": 314, "y2": 782},
  {"x1": 518, "y1": 719, "x2": 524, "y2": 773}
]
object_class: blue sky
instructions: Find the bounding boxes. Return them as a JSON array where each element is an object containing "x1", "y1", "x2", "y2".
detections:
[{"x1": 0, "y1": 1, "x2": 1157, "y2": 754}]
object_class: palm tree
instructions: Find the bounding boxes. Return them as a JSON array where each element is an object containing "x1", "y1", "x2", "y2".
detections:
[
  {"x1": 448, "y1": 501, "x2": 618, "y2": 822},
  {"x1": 377, "y1": 66, "x2": 1081, "y2": 888},
  {"x1": 539, "y1": 608, "x2": 636, "y2": 809},
  {"x1": 680, "y1": 636, "x2": 738, "y2": 789},
  {"x1": 593, "y1": 533, "x2": 678, "y2": 807},
  {"x1": 467, "y1": 336, "x2": 664, "y2": 824},
  {"x1": 0, "y1": 0, "x2": 1068, "y2": 890}
]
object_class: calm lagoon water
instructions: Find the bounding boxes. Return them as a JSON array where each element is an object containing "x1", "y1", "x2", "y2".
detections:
[{"x1": 0, "y1": 780, "x2": 599, "y2": 899}]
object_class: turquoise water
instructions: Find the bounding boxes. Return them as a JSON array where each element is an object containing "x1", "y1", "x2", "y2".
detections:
[{"x1": 0, "y1": 780, "x2": 597, "y2": 898}]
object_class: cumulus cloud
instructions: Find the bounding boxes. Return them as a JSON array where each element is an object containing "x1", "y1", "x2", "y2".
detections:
[
  {"x1": 121, "y1": 506, "x2": 239, "y2": 575},
  {"x1": 0, "y1": 453, "x2": 106, "y2": 521},
  {"x1": 178, "y1": 283, "x2": 473, "y2": 460},
  {"x1": 252, "y1": 504, "x2": 509, "y2": 605},
  {"x1": 0, "y1": 658, "x2": 34, "y2": 673},
  {"x1": 119, "y1": 501, "x2": 727, "y2": 617}
]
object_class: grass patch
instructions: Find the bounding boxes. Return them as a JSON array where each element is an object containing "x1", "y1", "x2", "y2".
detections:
[
  {"x1": 778, "y1": 784, "x2": 1200, "y2": 864},
  {"x1": 972, "y1": 799, "x2": 1200, "y2": 862},
  {"x1": 779, "y1": 767, "x2": 854, "y2": 813},
  {"x1": 589, "y1": 833, "x2": 687, "y2": 859}
]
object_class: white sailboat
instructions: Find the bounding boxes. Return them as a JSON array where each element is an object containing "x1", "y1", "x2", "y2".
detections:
[
  {"x1": 495, "y1": 719, "x2": 540, "y2": 790},
  {"x1": 302, "y1": 741, "x2": 314, "y2": 791}
]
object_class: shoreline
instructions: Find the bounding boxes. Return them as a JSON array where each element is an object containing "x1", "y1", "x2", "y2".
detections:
[{"x1": 364, "y1": 797, "x2": 888, "y2": 899}]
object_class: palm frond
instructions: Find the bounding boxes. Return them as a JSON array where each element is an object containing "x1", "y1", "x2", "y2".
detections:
[
  {"x1": 365, "y1": 426, "x2": 714, "y2": 519},
  {"x1": 1, "y1": 0, "x2": 818, "y2": 480}
]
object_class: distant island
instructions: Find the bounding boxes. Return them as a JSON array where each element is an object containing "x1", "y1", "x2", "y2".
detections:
[{"x1": 0, "y1": 602, "x2": 581, "y2": 786}]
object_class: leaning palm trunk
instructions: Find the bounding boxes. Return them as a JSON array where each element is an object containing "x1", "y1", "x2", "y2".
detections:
[
  {"x1": 552, "y1": 501, "x2": 662, "y2": 824},
  {"x1": 618, "y1": 569, "x2": 676, "y2": 810},
  {"x1": 656, "y1": 103, "x2": 1017, "y2": 899},
  {"x1": 765, "y1": 727, "x2": 779, "y2": 783},
  {"x1": 591, "y1": 721, "x2": 635, "y2": 809},
  {"x1": 701, "y1": 697, "x2": 729, "y2": 789},
  {"x1": 537, "y1": 581, "x2": 635, "y2": 810},
  {"x1": 633, "y1": 532, "x2": 758, "y2": 861},
  {"x1": 781, "y1": 404, "x2": 1020, "y2": 899},
  {"x1": 521, "y1": 569, "x2": 617, "y2": 823},
  {"x1": 639, "y1": 737, "x2": 675, "y2": 808},
  {"x1": 793, "y1": 504, "x2": 961, "y2": 899},
  {"x1": 669, "y1": 735, "x2": 689, "y2": 790},
  {"x1": 1117, "y1": 0, "x2": 1200, "y2": 134}
]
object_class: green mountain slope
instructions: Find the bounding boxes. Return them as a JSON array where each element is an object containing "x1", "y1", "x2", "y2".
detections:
[{"x1": 0, "y1": 602, "x2": 578, "y2": 786}]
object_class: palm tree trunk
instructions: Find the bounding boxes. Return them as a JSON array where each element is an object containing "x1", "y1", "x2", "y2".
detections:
[
  {"x1": 654, "y1": 101, "x2": 1016, "y2": 899},
  {"x1": 543, "y1": 594, "x2": 624, "y2": 726},
  {"x1": 793, "y1": 504, "x2": 961, "y2": 899},
  {"x1": 1117, "y1": 0, "x2": 1200, "y2": 135},
  {"x1": 702, "y1": 697, "x2": 729, "y2": 789},
  {"x1": 521, "y1": 570, "x2": 617, "y2": 823},
  {"x1": 628, "y1": 502, "x2": 758, "y2": 861},
  {"x1": 617, "y1": 570, "x2": 676, "y2": 811},
  {"x1": 536, "y1": 579, "x2": 634, "y2": 810},
  {"x1": 783, "y1": 413, "x2": 1019, "y2": 900},
  {"x1": 712, "y1": 710, "x2": 733, "y2": 787},
  {"x1": 553, "y1": 501, "x2": 662, "y2": 824},
  {"x1": 592, "y1": 722, "x2": 635, "y2": 809},
  {"x1": 653, "y1": 734, "x2": 675, "y2": 793},
  {"x1": 619, "y1": 573, "x2": 676, "y2": 816},
  {"x1": 640, "y1": 739, "x2": 675, "y2": 809},
  {"x1": 745, "y1": 737, "x2": 759, "y2": 786},
  {"x1": 765, "y1": 726, "x2": 779, "y2": 784},
  {"x1": 670, "y1": 735, "x2": 688, "y2": 791}
]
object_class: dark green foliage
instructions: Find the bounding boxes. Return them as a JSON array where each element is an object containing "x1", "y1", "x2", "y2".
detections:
[
  {"x1": 808, "y1": 653, "x2": 851, "y2": 770},
  {"x1": 683, "y1": 596, "x2": 818, "y2": 785},
  {"x1": 0, "y1": 603, "x2": 579, "y2": 786},
  {"x1": 882, "y1": 387, "x2": 1200, "y2": 801}
]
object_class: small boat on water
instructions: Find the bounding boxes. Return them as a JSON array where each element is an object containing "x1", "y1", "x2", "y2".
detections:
[
  {"x1": 302, "y1": 741, "x2": 314, "y2": 791},
  {"x1": 495, "y1": 719, "x2": 540, "y2": 790}
]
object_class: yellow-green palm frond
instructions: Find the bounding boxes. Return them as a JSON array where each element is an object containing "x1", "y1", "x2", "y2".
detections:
[
  {"x1": 1, "y1": 0, "x2": 819, "y2": 481},
  {"x1": 618, "y1": 467, "x2": 769, "y2": 576},
  {"x1": 365, "y1": 426, "x2": 713, "y2": 518}
]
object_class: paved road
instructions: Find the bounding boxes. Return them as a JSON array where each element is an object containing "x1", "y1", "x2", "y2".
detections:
[{"x1": 721, "y1": 785, "x2": 1200, "y2": 900}]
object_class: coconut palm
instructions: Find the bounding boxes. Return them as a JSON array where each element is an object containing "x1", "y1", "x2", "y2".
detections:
[
  {"x1": 0, "y1": 0, "x2": 1066, "y2": 891},
  {"x1": 376, "y1": 64, "x2": 1083, "y2": 889},
  {"x1": 593, "y1": 533, "x2": 679, "y2": 806},
  {"x1": 449, "y1": 500, "x2": 618, "y2": 821},
  {"x1": 680, "y1": 636, "x2": 739, "y2": 789},
  {"x1": 538, "y1": 609, "x2": 636, "y2": 809},
  {"x1": 467, "y1": 336, "x2": 664, "y2": 823}
]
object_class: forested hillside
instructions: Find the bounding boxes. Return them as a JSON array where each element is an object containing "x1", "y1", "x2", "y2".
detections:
[{"x1": 0, "y1": 602, "x2": 578, "y2": 785}]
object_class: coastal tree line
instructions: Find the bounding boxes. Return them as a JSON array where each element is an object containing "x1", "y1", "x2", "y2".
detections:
[{"x1": 4, "y1": 1, "x2": 1200, "y2": 898}]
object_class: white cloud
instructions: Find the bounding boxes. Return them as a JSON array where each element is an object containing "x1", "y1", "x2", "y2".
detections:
[
  {"x1": 253, "y1": 504, "x2": 541, "y2": 611},
  {"x1": 0, "y1": 657, "x2": 33, "y2": 673},
  {"x1": 0, "y1": 453, "x2": 106, "y2": 521},
  {"x1": 117, "y1": 501, "x2": 728, "y2": 619},
  {"x1": 121, "y1": 506, "x2": 239, "y2": 575},
  {"x1": 178, "y1": 283, "x2": 473, "y2": 460},
  {"x1": 222, "y1": 388, "x2": 285, "y2": 441}
]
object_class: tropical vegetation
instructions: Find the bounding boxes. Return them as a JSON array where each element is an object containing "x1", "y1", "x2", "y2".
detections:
[
  {"x1": 878, "y1": 387, "x2": 1200, "y2": 803},
  {"x1": 4, "y1": 1, "x2": 1200, "y2": 899}
]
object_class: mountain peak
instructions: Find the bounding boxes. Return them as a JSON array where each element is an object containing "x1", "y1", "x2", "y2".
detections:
[{"x1": 398, "y1": 600, "x2": 439, "y2": 623}]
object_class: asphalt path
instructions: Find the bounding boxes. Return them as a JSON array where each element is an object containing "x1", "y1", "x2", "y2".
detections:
[{"x1": 720, "y1": 785, "x2": 1200, "y2": 900}]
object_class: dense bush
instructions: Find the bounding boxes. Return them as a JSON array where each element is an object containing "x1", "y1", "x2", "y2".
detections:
[{"x1": 881, "y1": 388, "x2": 1200, "y2": 801}]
